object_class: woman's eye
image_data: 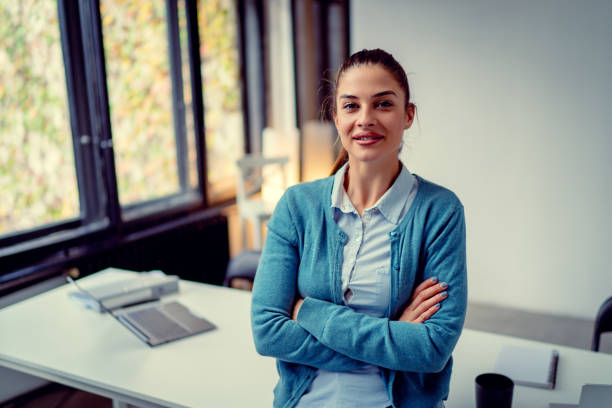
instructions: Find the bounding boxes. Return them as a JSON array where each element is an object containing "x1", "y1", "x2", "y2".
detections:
[
  {"x1": 343, "y1": 103, "x2": 358, "y2": 110},
  {"x1": 375, "y1": 101, "x2": 393, "y2": 108}
]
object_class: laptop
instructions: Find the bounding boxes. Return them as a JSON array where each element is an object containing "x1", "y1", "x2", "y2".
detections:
[
  {"x1": 68, "y1": 276, "x2": 216, "y2": 347},
  {"x1": 578, "y1": 384, "x2": 612, "y2": 408}
]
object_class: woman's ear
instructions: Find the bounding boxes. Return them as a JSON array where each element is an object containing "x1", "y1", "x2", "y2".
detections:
[{"x1": 404, "y1": 102, "x2": 416, "y2": 129}]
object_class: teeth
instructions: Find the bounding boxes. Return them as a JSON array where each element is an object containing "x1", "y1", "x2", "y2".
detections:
[{"x1": 356, "y1": 136, "x2": 379, "y2": 140}]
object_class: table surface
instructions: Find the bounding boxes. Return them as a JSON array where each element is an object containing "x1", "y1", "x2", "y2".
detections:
[
  {"x1": 0, "y1": 270, "x2": 276, "y2": 408},
  {"x1": 1, "y1": 270, "x2": 611, "y2": 407},
  {"x1": 448, "y1": 330, "x2": 612, "y2": 407}
]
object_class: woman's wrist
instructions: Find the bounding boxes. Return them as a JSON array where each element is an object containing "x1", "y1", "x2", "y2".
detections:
[{"x1": 292, "y1": 298, "x2": 304, "y2": 321}]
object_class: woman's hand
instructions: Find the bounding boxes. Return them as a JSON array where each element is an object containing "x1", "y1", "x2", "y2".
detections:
[
  {"x1": 293, "y1": 278, "x2": 447, "y2": 323},
  {"x1": 398, "y1": 277, "x2": 448, "y2": 323},
  {"x1": 292, "y1": 298, "x2": 304, "y2": 321}
]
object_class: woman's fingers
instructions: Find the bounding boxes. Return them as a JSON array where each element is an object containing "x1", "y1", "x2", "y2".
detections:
[
  {"x1": 413, "y1": 303, "x2": 441, "y2": 324},
  {"x1": 410, "y1": 279, "x2": 448, "y2": 307},
  {"x1": 411, "y1": 290, "x2": 447, "y2": 318},
  {"x1": 398, "y1": 278, "x2": 449, "y2": 323},
  {"x1": 410, "y1": 276, "x2": 439, "y2": 302},
  {"x1": 408, "y1": 280, "x2": 449, "y2": 312}
]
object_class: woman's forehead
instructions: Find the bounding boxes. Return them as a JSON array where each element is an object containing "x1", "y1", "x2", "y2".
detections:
[{"x1": 337, "y1": 64, "x2": 403, "y2": 96}]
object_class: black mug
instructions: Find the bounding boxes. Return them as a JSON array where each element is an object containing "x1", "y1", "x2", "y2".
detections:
[{"x1": 475, "y1": 373, "x2": 514, "y2": 408}]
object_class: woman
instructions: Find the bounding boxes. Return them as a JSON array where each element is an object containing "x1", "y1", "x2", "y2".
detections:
[{"x1": 251, "y1": 49, "x2": 467, "y2": 408}]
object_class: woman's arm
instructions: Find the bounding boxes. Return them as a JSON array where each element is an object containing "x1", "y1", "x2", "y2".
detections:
[
  {"x1": 294, "y1": 205, "x2": 467, "y2": 372},
  {"x1": 292, "y1": 277, "x2": 448, "y2": 323},
  {"x1": 250, "y1": 193, "x2": 366, "y2": 371}
]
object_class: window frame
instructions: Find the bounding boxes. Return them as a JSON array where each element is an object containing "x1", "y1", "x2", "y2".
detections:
[{"x1": 0, "y1": 0, "x2": 258, "y2": 290}]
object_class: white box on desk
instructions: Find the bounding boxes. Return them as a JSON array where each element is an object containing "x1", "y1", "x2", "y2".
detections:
[{"x1": 69, "y1": 268, "x2": 179, "y2": 312}]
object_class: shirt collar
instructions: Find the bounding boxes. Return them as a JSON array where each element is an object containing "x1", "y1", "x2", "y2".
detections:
[
  {"x1": 330, "y1": 161, "x2": 415, "y2": 224},
  {"x1": 331, "y1": 163, "x2": 354, "y2": 214}
]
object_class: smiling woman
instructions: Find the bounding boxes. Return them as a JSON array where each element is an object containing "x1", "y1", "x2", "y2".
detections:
[
  {"x1": 333, "y1": 64, "x2": 415, "y2": 205},
  {"x1": 251, "y1": 49, "x2": 467, "y2": 408}
]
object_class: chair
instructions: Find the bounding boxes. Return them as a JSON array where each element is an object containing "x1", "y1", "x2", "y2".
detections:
[
  {"x1": 236, "y1": 154, "x2": 288, "y2": 250},
  {"x1": 223, "y1": 250, "x2": 261, "y2": 291},
  {"x1": 591, "y1": 296, "x2": 612, "y2": 351}
]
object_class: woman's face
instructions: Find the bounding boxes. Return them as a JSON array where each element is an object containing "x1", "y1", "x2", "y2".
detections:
[{"x1": 334, "y1": 64, "x2": 414, "y2": 166}]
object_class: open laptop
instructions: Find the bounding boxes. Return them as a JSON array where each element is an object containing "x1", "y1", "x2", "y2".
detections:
[
  {"x1": 578, "y1": 384, "x2": 612, "y2": 408},
  {"x1": 68, "y1": 276, "x2": 216, "y2": 347}
]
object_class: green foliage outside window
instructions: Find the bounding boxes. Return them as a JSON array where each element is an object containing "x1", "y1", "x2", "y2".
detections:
[
  {"x1": 0, "y1": 1, "x2": 79, "y2": 235},
  {"x1": 101, "y1": 0, "x2": 181, "y2": 205},
  {"x1": 198, "y1": 0, "x2": 244, "y2": 200},
  {"x1": 0, "y1": 0, "x2": 245, "y2": 238},
  {"x1": 103, "y1": 0, "x2": 244, "y2": 205}
]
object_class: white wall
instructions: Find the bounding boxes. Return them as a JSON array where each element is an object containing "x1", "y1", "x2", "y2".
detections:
[{"x1": 352, "y1": 0, "x2": 612, "y2": 319}]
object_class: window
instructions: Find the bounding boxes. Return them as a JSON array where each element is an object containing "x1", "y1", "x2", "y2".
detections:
[
  {"x1": 0, "y1": 1, "x2": 79, "y2": 236},
  {"x1": 101, "y1": 1, "x2": 183, "y2": 205},
  {"x1": 178, "y1": 0, "x2": 199, "y2": 190},
  {"x1": 198, "y1": 0, "x2": 245, "y2": 202},
  {"x1": 0, "y1": 0, "x2": 255, "y2": 287}
]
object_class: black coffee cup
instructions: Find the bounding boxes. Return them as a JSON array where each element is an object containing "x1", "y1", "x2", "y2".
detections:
[{"x1": 475, "y1": 373, "x2": 514, "y2": 408}]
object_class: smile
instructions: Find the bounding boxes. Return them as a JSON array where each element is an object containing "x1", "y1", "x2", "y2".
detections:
[
  {"x1": 353, "y1": 133, "x2": 384, "y2": 145},
  {"x1": 353, "y1": 133, "x2": 383, "y2": 141},
  {"x1": 354, "y1": 136, "x2": 382, "y2": 140}
]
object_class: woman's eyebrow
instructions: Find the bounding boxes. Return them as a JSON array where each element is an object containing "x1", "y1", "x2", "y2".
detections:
[
  {"x1": 339, "y1": 90, "x2": 397, "y2": 99},
  {"x1": 373, "y1": 90, "x2": 397, "y2": 98}
]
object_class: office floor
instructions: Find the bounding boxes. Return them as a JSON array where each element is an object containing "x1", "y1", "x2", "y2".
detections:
[
  {"x1": 465, "y1": 301, "x2": 611, "y2": 353},
  {"x1": 0, "y1": 383, "x2": 110, "y2": 408},
  {"x1": 3, "y1": 300, "x2": 609, "y2": 408}
]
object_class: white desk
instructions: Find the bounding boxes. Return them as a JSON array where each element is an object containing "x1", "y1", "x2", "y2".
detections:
[
  {"x1": 0, "y1": 270, "x2": 276, "y2": 407},
  {"x1": 1, "y1": 270, "x2": 611, "y2": 407},
  {"x1": 447, "y1": 330, "x2": 612, "y2": 407}
]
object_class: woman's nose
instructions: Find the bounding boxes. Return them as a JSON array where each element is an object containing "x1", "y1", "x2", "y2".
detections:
[{"x1": 357, "y1": 106, "x2": 375, "y2": 127}]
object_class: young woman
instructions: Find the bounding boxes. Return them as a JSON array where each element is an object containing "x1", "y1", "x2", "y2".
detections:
[{"x1": 251, "y1": 49, "x2": 467, "y2": 408}]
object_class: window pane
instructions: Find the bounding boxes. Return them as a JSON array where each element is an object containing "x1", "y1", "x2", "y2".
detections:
[
  {"x1": 0, "y1": 1, "x2": 79, "y2": 235},
  {"x1": 198, "y1": 0, "x2": 245, "y2": 201},
  {"x1": 101, "y1": 1, "x2": 180, "y2": 205},
  {"x1": 178, "y1": 0, "x2": 199, "y2": 189}
]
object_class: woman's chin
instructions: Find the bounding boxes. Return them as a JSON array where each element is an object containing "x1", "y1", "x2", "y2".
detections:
[{"x1": 348, "y1": 149, "x2": 399, "y2": 166}]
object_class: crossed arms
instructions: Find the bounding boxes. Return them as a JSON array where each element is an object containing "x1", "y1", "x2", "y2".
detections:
[{"x1": 251, "y1": 192, "x2": 467, "y2": 373}]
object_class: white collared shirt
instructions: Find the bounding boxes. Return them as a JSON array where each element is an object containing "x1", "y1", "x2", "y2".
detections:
[{"x1": 331, "y1": 162, "x2": 418, "y2": 316}]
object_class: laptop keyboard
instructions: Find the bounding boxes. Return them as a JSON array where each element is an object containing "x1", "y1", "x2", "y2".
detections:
[{"x1": 126, "y1": 307, "x2": 190, "y2": 340}]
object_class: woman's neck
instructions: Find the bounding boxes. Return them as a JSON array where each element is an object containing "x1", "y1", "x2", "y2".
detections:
[{"x1": 344, "y1": 159, "x2": 401, "y2": 216}]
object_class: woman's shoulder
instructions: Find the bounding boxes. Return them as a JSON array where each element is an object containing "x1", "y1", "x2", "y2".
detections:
[
  {"x1": 398, "y1": 175, "x2": 465, "y2": 239},
  {"x1": 282, "y1": 176, "x2": 334, "y2": 206},
  {"x1": 269, "y1": 176, "x2": 333, "y2": 235},
  {"x1": 413, "y1": 174, "x2": 463, "y2": 213}
]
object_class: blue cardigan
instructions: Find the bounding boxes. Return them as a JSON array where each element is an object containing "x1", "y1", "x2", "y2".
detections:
[{"x1": 251, "y1": 174, "x2": 467, "y2": 408}]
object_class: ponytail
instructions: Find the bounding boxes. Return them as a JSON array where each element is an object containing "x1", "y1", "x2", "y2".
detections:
[{"x1": 329, "y1": 147, "x2": 348, "y2": 175}]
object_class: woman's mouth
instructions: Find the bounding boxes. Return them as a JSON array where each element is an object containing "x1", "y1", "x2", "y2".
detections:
[{"x1": 353, "y1": 133, "x2": 384, "y2": 145}]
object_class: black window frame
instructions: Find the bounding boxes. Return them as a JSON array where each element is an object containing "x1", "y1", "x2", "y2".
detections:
[{"x1": 0, "y1": 0, "x2": 261, "y2": 293}]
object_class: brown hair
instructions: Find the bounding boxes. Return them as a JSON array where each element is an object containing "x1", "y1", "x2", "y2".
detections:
[{"x1": 328, "y1": 49, "x2": 412, "y2": 175}]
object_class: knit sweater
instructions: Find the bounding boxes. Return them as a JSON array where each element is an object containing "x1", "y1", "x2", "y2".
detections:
[{"x1": 251, "y1": 174, "x2": 467, "y2": 408}]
